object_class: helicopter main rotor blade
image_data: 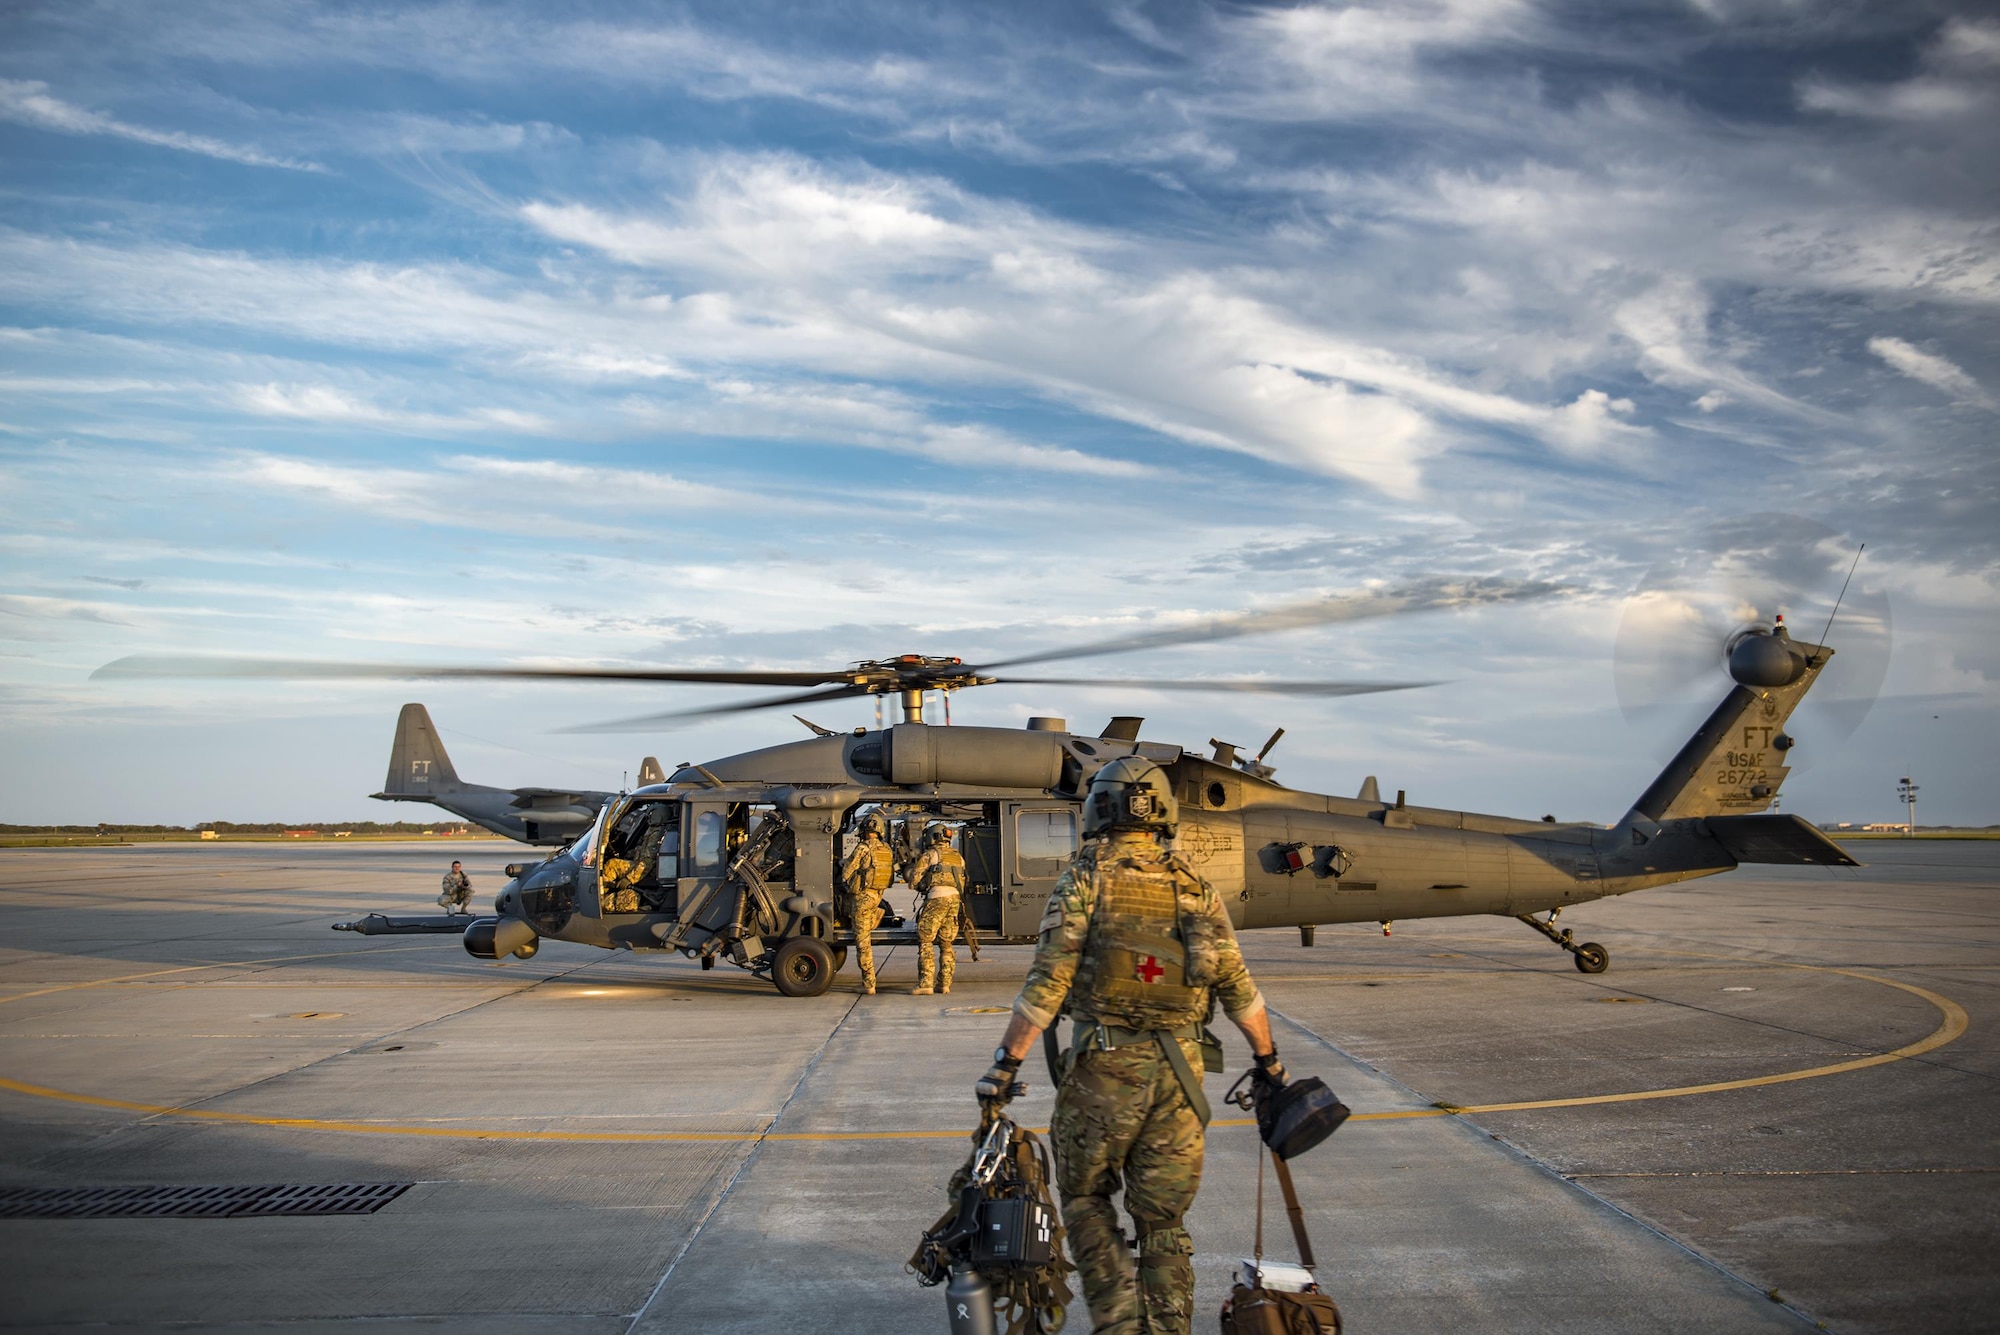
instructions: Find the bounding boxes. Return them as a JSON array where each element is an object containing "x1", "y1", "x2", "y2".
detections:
[
  {"x1": 994, "y1": 676, "x2": 1440, "y2": 697},
  {"x1": 973, "y1": 576, "x2": 1563, "y2": 672},
  {"x1": 90, "y1": 656, "x2": 850, "y2": 688},
  {"x1": 557, "y1": 684, "x2": 874, "y2": 733}
]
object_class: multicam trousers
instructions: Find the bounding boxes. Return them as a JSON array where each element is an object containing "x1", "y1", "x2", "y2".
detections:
[
  {"x1": 852, "y1": 892, "x2": 883, "y2": 989},
  {"x1": 1050, "y1": 1036, "x2": 1205, "y2": 1335},
  {"x1": 915, "y1": 895, "x2": 959, "y2": 991}
]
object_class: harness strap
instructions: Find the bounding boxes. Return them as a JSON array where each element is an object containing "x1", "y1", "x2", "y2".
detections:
[{"x1": 1156, "y1": 1030, "x2": 1212, "y2": 1126}]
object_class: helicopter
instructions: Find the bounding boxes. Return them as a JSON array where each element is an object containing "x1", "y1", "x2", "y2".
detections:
[{"x1": 95, "y1": 565, "x2": 1871, "y2": 996}]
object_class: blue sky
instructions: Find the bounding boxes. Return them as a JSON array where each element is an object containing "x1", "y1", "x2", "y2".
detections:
[{"x1": 1, "y1": 1, "x2": 1994, "y2": 827}]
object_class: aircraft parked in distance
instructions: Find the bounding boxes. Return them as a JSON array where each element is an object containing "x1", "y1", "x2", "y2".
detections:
[{"x1": 372, "y1": 702, "x2": 660, "y2": 846}]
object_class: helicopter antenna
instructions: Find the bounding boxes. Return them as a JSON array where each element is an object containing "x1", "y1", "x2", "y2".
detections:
[
  {"x1": 1812, "y1": 542, "x2": 1866, "y2": 663},
  {"x1": 1256, "y1": 727, "x2": 1286, "y2": 762}
]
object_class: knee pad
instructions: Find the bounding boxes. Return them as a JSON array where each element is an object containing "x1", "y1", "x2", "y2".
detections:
[{"x1": 1135, "y1": 1224, "x2": 1192, "y2": 1258}]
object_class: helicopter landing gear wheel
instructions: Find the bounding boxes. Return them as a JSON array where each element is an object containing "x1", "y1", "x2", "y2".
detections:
[
  {"x1": 1515, "y1": 909, "x2": 1610, "y2": 974},
  {"x1": 828, "y1": 945, "x2": 848, "y2": 974},
  {"x1": 772, "y1": 937, "x2": 835, "y2": 998}
]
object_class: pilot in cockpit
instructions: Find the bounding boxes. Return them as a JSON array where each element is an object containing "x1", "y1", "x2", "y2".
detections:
[{"x1": 601, "y1": 803, "x2": 671, "y2": 914}]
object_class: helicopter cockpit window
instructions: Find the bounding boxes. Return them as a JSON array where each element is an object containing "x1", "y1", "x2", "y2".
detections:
[
  {"x1": 691, "y1": 808, "x2": 726, "y2": 874},
  {"x1": 1016, "y1": 808, "x2": 1079, "y2": 879},
  {"x1": 572, "y1": 802, "x2": 610, "y2": 868}
]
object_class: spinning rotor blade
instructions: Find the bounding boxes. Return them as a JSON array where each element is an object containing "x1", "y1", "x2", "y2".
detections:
[
  {"x1": 996, "y1": 676, "x2": 1439, "y2": 697},
  {"x1": 1614, "y1": 513, "x2": 1890, "y2": 759},
  {"x1": 90, "y1": 656, "x2": 849, "y2": 688},
  {"x1": 557, "y1": 684, "x2": 874, "y2": 733},
  {"x1": 975, "y1": 576, "x2": 1564, "y2": 672}
]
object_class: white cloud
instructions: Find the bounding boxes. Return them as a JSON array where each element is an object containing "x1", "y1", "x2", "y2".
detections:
[
  {"x1": 1867, "y1": 336, "x2": 1994, "y2": 408},
  {"x1": 234, "y1": 382, "x2": 555, "y2": 434},
  {"x1": 1547, "y1": 389, "x2": 1640, "y2": 457},
  {"x1": 225, "y1": 449, "x2": 787, "y2": 539},
  {"x1": 0, "y1": 79, "x2": 323, "y2": 171}
]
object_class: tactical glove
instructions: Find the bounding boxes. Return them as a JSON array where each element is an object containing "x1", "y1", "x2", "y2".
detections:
[
  {"x1": 1253, "y1": 1049, "x2": 1288, "y2": 1088},
  {"x1": 975, "y1": 1052, "x2": 1023, "y2": 1104}
]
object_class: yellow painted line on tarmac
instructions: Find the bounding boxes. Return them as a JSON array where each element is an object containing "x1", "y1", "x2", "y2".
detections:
[
  {"x1": 1429, "y1": 968, "x2": 1967, "y2": 1115},
  {"x1": 0, "y1": 945, "x2": 454, "y2": 1007},
  {"x1": 0, "y1": 963, "x2": 1966, "y2": 1143}
]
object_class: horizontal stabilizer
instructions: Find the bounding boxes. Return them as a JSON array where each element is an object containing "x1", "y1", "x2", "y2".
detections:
[{"x1": 1704, "y1": 814, "x2": 1860, "y2": 866}]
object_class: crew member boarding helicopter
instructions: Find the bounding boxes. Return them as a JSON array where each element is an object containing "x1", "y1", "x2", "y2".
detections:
[{"x1": 97, "y1": 542, "x2": 1876, "y2": 998}]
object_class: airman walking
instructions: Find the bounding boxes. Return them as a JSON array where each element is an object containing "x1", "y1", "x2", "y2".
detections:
[
  {"x1": 909, "y1": 824, "x2": 967, "y2": 996},
  {"x1": 437, "y1": 860, "x2": 472, "y2": 914},
  {"x1": 976, "y1": 757, "x2": 1283, "y2": 1335},
  {"x1": 841, "y1": 812, "x2": 895, "y2": 995}
]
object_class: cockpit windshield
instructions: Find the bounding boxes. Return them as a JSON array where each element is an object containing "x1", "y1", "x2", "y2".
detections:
[{"x1": 568, "y1": 802, "x2": 611, "y2": 868}]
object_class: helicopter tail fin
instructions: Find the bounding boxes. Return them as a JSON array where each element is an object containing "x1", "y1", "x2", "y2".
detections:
[
  {"x1": 378, "y1": 703, "x2": 463, "y2": 797},
  {"x1": 638, "y1": 756, "x2": 666, "y2": 786},
  {"x1": 1623, "y1": 635, "x2": 1832, "y2": 824}
]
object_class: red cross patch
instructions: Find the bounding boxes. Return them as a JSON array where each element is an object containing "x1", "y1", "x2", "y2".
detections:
[{"x1": 1135, "y1": 955, "x2": 1166, "y2": 984}]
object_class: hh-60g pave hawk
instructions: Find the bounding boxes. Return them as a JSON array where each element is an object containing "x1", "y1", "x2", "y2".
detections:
[{"x1": 96, "y1": 547, "x2": 1879, "y2": 998}]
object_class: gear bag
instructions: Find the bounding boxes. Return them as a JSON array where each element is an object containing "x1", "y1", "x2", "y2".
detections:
[
  {"x1": 1219, "y1": 1139, "x2": 1341, "y2": 1333},
  {"x1": 911, "y1": 1109, "x2": 1075, "y2": 1335},
  {"x1": 1219, "y1": 1070, "x2": 1345, "y2": 1334},
  {"x1": 1254, "y1": 1076, "x2": 1350, "y2": 1162}
]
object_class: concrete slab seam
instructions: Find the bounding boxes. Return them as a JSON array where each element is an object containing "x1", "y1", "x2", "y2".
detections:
[{"x1": 621, "y1": 966, "x2": 873, "y2": 1335}]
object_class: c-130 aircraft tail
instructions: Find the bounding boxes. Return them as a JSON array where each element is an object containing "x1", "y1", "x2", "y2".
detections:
[
  {"x1": 373, "y1": 703, "x2": 658, "y2": 847},
  {"x1": 380, "y1": 702, "x2": 464, "y2": 797}
]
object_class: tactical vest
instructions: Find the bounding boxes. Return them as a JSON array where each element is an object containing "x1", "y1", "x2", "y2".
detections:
[
  {"x1": 918, "y1": 849, "x2": 966, "y2": 898},
  {"x1": 1070, "y1": 844, "x2": 1213, "y2": 1031},
  {"x1": 846, "y1": 841, "x2": 894, "y2": 894}
]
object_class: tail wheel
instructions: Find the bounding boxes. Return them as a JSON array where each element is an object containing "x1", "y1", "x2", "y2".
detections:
[
  {"x1": 772, "y1": 937, "x2": 835, "y2": 997},
  {"x1": 1574, "y1": 942, "x2": 1609, "y2": 974}
]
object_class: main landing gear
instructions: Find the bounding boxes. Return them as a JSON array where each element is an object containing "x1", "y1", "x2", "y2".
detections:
[{"x1": 1516, "y1": 909, "x2": 1609, "y2": 974}]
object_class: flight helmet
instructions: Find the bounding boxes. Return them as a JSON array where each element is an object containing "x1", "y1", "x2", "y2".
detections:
[
  {"x1": 858, "y1": 812, "x2": 886, "y2": 838},
  {"x1": 1082, "y1": 756, "x2": 1177, "y2": 838},
  {"x1": 925, "y1": 823, "x2": 955, "y2": 847}
]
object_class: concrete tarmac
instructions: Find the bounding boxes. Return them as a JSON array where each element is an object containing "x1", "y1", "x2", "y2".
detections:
[{"x1": 0, "y1": 840, "x2": 1991, "y2": 1333}]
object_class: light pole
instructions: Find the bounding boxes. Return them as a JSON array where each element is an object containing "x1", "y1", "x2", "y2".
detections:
[{"x1": 1897, "y1": 776, "x2": 1920, "y2": 837}]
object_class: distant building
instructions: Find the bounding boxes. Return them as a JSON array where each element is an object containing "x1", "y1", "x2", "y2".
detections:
[
  {"x1": 198, "y1": 830, "x2": 219, "y2": 840},
  {"x1": 1862, "y1": 822, "x2": 1909, "y2": 833}
]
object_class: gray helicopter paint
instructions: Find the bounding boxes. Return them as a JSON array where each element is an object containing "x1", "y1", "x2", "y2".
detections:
[{"x1": 370, "y1": 702, "x2": 660, "y2": 846}]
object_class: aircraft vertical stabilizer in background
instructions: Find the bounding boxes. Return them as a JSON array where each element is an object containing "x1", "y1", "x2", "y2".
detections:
[{"x1": 371, "y1": 703, "x2": 627, "y2": 846}]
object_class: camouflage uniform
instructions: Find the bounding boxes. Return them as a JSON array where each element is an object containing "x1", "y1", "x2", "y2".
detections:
[
  {"x1": 438, "y1": 866, "x2": 472, "y2": 913},
  {"x1": 599, "y1": 857, "x2": 642, "y2": 913},
  {"x1": 1010, "y1": 829, "x2": 1263, "y2": 1335},
  {"x1": 840, "y1": 833, "x2": 895, "y2": 992},
  {"x1": 910, "y1": 842, "x2": 967, "y2": 994}
]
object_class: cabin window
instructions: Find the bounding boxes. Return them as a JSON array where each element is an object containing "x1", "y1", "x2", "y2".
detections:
[
  {"x1": 691, "y1": 808, "x2": 726, "y2": 873},
  {"x1": 1016, "y1": 808, "x2": 1078, "y2": 879}
]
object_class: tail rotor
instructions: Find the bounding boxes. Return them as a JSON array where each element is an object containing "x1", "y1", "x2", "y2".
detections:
[{"x1": 1614, "y1": 514, "x2": 1891, "y2": 766}]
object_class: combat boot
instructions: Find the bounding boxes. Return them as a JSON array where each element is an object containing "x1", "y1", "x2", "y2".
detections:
[{"x1": 911, "y1": 984, "x2": 933, "y2": 996}]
